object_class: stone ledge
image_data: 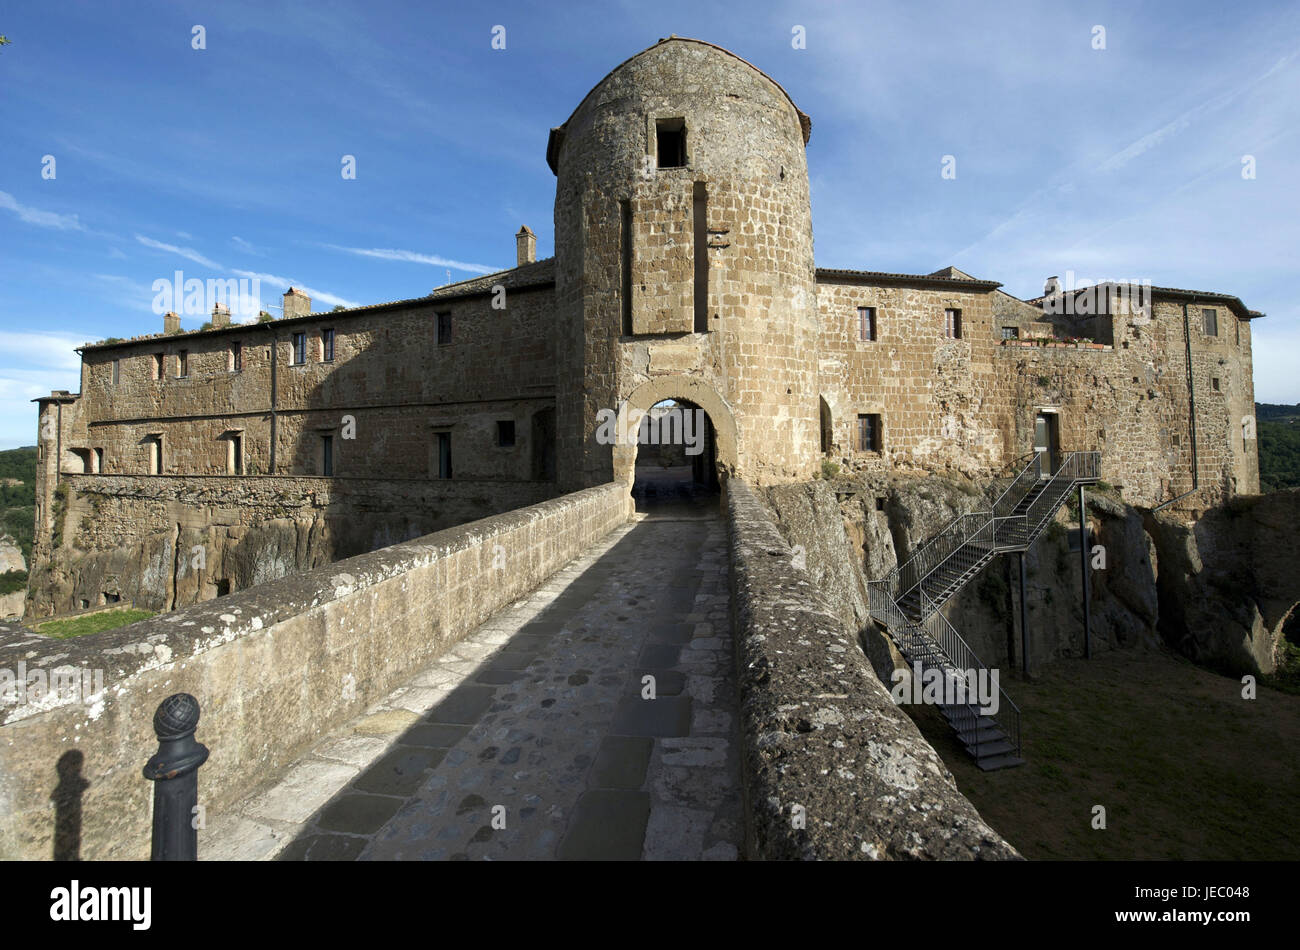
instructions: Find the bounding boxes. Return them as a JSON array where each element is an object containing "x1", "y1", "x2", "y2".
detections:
[{"x1": 725, "y1": 479, "x2": 1019, "y2": 860}]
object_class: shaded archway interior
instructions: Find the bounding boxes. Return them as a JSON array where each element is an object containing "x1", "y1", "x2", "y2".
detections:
[{"x1": 632, "y1": 397, "x2": 720, "y2": 512}]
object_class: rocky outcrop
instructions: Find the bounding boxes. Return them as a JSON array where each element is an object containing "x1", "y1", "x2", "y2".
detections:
[
  {"x1": 1145, "y1": 488, "x2": 1300, "y2": 675},
  {"x1": 727, "y1": 480, "x2": 1019, "y2": 860},
  {"x1": 0, "y1": 537, "x2": 24, "y2": 575}
]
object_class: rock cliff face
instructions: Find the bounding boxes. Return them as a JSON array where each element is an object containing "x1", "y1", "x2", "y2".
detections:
[
  {"x1": 0, "y1": 536, "x2": 26, "y2": 620},
  {"x1": 1144, "y1": 488, "x2": 1300, "y2": 675},
  {"x1": 762, "y1": 475, "x2": 1296, "y2": 681}
]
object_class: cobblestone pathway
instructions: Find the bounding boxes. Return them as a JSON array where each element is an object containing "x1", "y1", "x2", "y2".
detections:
[{"x1": 208, "y1": 498, "x2": 741, "y2": 861}]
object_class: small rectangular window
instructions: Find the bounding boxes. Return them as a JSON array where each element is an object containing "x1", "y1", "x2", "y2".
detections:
[
  {"x1": 1001, "y1": 326, "x2": 1019, "y2": 340},
  {"x1": 153, "y1": 353, "x2": 164, "y2": 380},
  {"x1": 322, "y1": 328, "x2": 335, "y2": 362},
  {"x1": 857, "y1": 306, "x2": 877, "y2": 342},
  {"x1": 496, "y1": 420, "x2": 516, "y2": 447},
  {"x1": 1202, "y1": 308, "x2": 1218, "y2": 336},
  {"x1": 230, "y1": 341, "x2": 242, "y2": 372},
  {"x1": 321, "y1": 434, "x2": 333, "y2": 476},
  {"x1": 436, "y1": 431, "x2": 453, "y2": 479},
  {"x1": 94, "y1": 448, "x2": 104, "y2": 473},
  {"x1": 857, "y1": 413, "x2": 882, "y2": 453},
  {"x1": 436, "y1": 312, "x2": 453, "y2": 345},
  {"x1": 944, "y1": 308, "x2": 962, "y2": 339},
  {"x1": 178, "y1": 350, "x2": 188, "y2": 377},
  {"x1": 292, "y1": 332, "x2": 306, "y2": 365},
  {"x1": 656, "y1": 118, "x2": 686, "y2": 168},
  {"x1": 229, "y1": 434, "x2": 243, "y2": 475},
  {"x1": 1212, "y1": 377, "x2": 1221, "y2": 391},
  {"x1": 111, "y1": 359, "x2": 120, "y2": 384},
  {"x1": 149, "y1": 436, "x2": 163, "y2": 474}
]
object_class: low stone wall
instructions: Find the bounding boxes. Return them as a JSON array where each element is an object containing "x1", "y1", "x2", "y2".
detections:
[
  {"x1": 0, "y1": 482, "x2": 632, "y2": 860},
  {"x1": 725, "y1": 479, "x2": 1018, "y2": 860}
]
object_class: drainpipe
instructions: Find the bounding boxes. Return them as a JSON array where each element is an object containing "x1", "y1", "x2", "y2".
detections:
[{"x1": 1155, "y1": 303, "x2": 1199, "y2": 512}]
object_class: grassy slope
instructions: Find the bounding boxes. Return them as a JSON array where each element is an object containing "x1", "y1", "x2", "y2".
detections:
[
  {"x1": 36, "y1": 608, "x2": 155, "y2": 638},
  {"x1": 907, "y1": 648, "x2": 1300, "y2": 860}
]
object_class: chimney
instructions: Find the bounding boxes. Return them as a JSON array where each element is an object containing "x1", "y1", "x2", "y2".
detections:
[
  {"x1": 283, "y1": 287, "x2": 311, "y2": 319},
  {"x1": 163, "y1": 311, "x2": 180, "y2": 334},
  {"x1": 211, "y1": 302, "x2": 231, "y2": 328},
  {"x1": 1044, "y1": 276, "x2": 1062, "y2": 297},
  {"x1": 516, "y1": 225, "x2": 536, "y2": 267}
]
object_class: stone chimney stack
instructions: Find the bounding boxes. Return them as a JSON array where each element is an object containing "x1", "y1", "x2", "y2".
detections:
[
  {"x1": 211, "y1": 302, "x2": 231, "y2": 328},
  {"x1": 283, "y1": 287, "x2": 311, "y2": 319},
  {"x1": 1044, "y1": 276, "x2": 1062, "y2": 297},
  {"x1": 516, "y1": 225, "x2": 536, "y2": 267},
  {"x1": 163, "y1": 311, "x2": 180, "y2": 334}
]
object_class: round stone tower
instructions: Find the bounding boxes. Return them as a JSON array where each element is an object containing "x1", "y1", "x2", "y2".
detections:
[{"x1": 548, "y1": 37, "x2": 819, "y2": 489}]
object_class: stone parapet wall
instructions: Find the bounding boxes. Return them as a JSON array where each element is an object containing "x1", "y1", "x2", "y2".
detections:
[
  {"x1": 0, "y1": 481, "x2": 632, "y2": 860},
  {"x1": 724, "y1": 479, "x2": 1018, "y2": 859}
]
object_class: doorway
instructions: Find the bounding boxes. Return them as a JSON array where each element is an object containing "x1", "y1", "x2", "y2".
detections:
[
  {"x1": 1034, "y1": 411, "x2": 1059, "y2": 476},
  {"x1": 632, "y1": 398, "x2": 719, "y2": 513}
]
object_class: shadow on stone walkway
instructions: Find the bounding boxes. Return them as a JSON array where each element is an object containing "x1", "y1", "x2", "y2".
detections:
[{"x1": 226, "y1": 500, "x2": 739, "y2": 861}]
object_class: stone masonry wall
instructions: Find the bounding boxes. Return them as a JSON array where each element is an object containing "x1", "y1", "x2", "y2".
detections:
[
  {"x1": 27, "y1": 474, "x2": 555, "y2": 618},
  {"x1": 725, "y1": 479, "x2": 1018, "y2": 859},
  {"x1": 0, "y1": 481, "x2": 632, "y2": 861}
]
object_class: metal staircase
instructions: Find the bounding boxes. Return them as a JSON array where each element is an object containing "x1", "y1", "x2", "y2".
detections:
[{"x1": 867, "y1": 451, "x2": 1101, "y2": 771}]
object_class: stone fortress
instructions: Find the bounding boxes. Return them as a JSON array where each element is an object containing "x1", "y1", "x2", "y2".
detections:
[
  {"x1": 4, "y1": 35, "x2": 1288, "y2": 864},
  {"x1": 28, "y1": 37, "x2": 1260, "y2": 619}
]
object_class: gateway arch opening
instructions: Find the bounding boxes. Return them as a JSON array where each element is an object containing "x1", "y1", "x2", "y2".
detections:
[{"x1": 631, "y1": 398, "x2": 719, "y2": 510}]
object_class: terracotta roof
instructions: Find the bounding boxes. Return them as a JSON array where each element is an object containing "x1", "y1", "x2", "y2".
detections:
[
  {"x1": 816, "y1": 267, "x2": 1001, "y2": 291},
  {"x1": 547, "y1": 36, "x2": 812, "y2": 174}
]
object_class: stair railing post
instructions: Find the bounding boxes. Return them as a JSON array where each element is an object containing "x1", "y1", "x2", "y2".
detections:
[
  {"x1": 1078, "y1": 484, "x2": 1092, "y2": 660},
  {"x1": 1019, "y1": 551, "x2": 1030, "y2": 676},
  {"x1": 143, "y1": 693, "x2": 210, "y2": 861}
]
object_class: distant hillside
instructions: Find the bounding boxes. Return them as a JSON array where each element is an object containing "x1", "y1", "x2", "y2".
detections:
[
  {"x1": 1257, "y1": 404, "x2": 1300, "y2": 493},
  {"x1": 0, "y1": 446, "x2": 36, "y2": 565}
]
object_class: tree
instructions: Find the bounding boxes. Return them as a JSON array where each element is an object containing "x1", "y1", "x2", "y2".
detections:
[
  {"x1": 332, "y1": 305, "x2": 346, "y2": 312},
  {"x1": 0, "y1": 36, "x2": 11, "y2": 51}
]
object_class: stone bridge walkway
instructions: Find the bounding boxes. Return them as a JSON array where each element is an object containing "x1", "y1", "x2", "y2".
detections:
[{"x1": 207, "y1": 498, "x2": 741, "y2": 861}]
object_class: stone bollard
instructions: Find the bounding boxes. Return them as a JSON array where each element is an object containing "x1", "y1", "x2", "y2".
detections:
[{"x1": 142, "y1": 693, "x2": 210, "y2": 861}]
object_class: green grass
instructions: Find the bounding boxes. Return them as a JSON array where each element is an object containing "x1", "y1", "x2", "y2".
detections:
[
  {"x1": 905, "y1": 647, "x2": 1300, "y2": 859},
  {"x1": 37, "y1": 607, "x2": 155, "y2": 639}
]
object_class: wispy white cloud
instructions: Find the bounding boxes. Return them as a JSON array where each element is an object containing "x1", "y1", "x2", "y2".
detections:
[
  {"x1": 134, "y1": 234, "x2": 222, "y2": 269},
  {"x1": 232, "y1": 270, "x2": 359, "y2": 310},
  {"x1": 231, "y1": 235, "x2": 260, "y2": 255},
  {"x1": 0, "y1": 331, "x2": 88, "y2": 372},
  {"x1": 0, "y1": 190, "x2": 86, "y2": 231},
  {"x1": 324, "y1": 244, "x2": 501, "y2": 274}
]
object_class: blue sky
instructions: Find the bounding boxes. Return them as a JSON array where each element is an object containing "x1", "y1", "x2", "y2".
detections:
[{"x1": 2, "y1": 0, "x2": 1298, "y2": 449}]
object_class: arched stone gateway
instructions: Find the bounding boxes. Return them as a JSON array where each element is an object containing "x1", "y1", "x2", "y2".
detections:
[{"x1": 612, "y1": 377, "x2": 739, "y2": 487}]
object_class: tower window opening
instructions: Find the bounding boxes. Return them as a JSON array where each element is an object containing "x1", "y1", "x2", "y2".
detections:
[
  {"x1": 693, "y1": 182, "x2": 709, "y2": 332},
  {"x1": 656, "y1": 118, "x2": 686, "y2": 168}
]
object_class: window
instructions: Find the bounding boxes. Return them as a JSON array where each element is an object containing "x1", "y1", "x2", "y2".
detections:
[
  {"x1": 1001, "y1": 326, "x2": 1019, "y2": 340},
  {"x1": 111, "y1": 359, "x2": 120, "y2": 385},
  {"x1": 944, "y1": 308, "x2": 962, "y2": 339},
  {"x1": 153, "y1": 352, "x2": 164, "y2": 380},
  {"x1": 436, "y1": 312, "x2": 452, "y2": 345},
  {"x1": 857, "y1": 413, "x2": 882, "y2": 453},
  {"x1": 322, "y1": 328, "x2": 335, "y2": 362},
  {"x1": 858, "y1": 307, "x2": 877, "y2": 342},
  {"x1": 178, "y1": 350, "x2": 188, "y2": 377},
  {"x1": 1202, "y1": 308, "x2": 1218, "y2": 336},
  {"x1": 496, "y1": 420, "x2": 516, "y2": 447},
  {"x1": 321, "y1": 434, "x2": 333, "y2": 476},
  {"x1": 93, "y1": 448, "x2": 104, "y2": 473},
  {"x1": 656, "y1": 118, "x2": 686, "y2": 168},
  {"x1": 230, "y1": 341, "x2": 242, "y2": 372},
  {"x1": 435, "y1": 431, "x2": 453, "y2": 479},
  {"x1": 228, "y1": 434, "x2": 243, "y2": 475},
  {"x1": 1212, "y1": 377, "x2": 1221, "y2": 392},
  {"x1": 148, "y1": 436, "x2": 163, "y2": 475},
  {"x1": 292, "y1": 332, "x2": 307, "y2": 365}
]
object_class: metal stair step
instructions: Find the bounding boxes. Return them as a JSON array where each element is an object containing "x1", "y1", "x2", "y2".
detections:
[
  {"x1": 975, "y1": 753, "x2": 1025, "y2": 771},
  {"x1": 964, "y1": 737, "x2": 1015, "y2": 758}
]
